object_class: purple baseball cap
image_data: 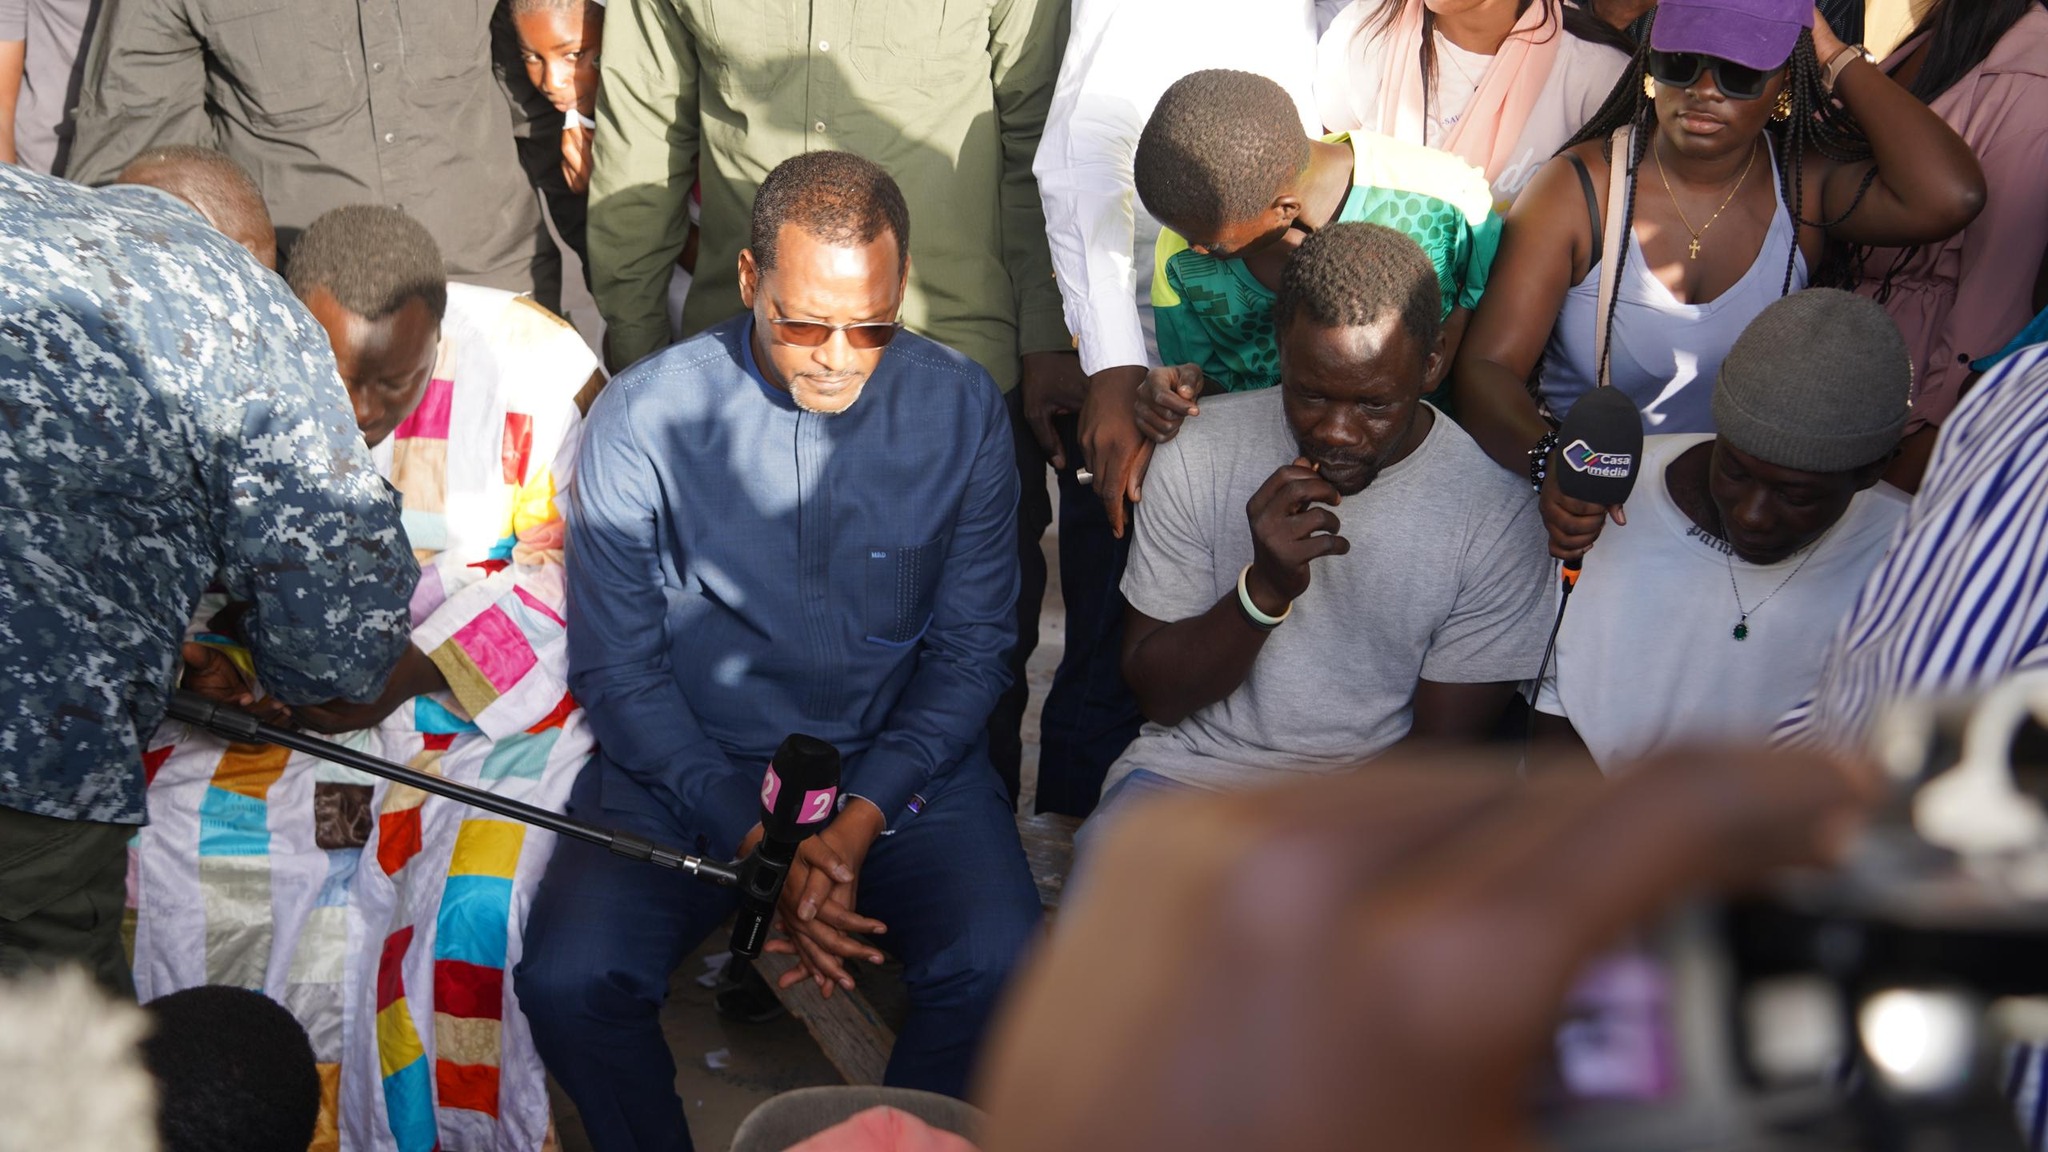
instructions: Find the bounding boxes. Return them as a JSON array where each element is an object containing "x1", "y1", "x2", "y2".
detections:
[{"x1": 1651, "y1": 0, "x2": 1813, "y2": 71}]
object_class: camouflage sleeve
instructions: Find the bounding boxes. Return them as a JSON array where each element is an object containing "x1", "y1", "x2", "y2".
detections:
[{"x1": 202, "y1": 308, "x2": 420, "y2": 706}]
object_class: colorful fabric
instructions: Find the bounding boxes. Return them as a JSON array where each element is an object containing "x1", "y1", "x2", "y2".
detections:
[
  {"x1": 1151, "y1": 131, "x2": 1500, "y2": 394},
  {"x1": 134, "y1": 283, "x2": 599, "y2": 1152}
]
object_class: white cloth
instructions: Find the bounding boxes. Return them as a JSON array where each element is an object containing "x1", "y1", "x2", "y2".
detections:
[
  {"x1": 1032, "y1": 0, "x2": 1348, "y2": 377},
  {"x1": 1536, "y1": 434, "x2": 1908, "y2": 772},
  {"x1": 1314, "y1": 3, "x2": 1629, "y2": 207},
  {"x1": 135, "y1": 284, "x2": 597, "y2": 1152},
  {"x1": 1112, "y1": 389, "x2": 1555, "y2": 792}
]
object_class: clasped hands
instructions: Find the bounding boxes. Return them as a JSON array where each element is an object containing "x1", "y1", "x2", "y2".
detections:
[{"x1": 740, "y1": 796, "x2": 891, "y2": 998}]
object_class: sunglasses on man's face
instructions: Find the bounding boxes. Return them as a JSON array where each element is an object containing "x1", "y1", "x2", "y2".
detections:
[
  {"x1": 766, "y1": 316, "x2": 904, "y2": 350},
  {"x1": 1647, "y1": 50, "x2": 1783, "y2": 102}
]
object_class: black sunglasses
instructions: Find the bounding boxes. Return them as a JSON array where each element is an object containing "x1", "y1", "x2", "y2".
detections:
[
  {"x1": 1647, "y1": 50, "x2": 1783, "y2": 102},
  {"x1": 766, "y1": 316, "x2": 904, "y2": 350}
]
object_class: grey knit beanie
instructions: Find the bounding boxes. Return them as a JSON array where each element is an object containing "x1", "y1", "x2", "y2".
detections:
[{"x1": 1711, "y1": 289, "x2": 1912, "y2": 473}]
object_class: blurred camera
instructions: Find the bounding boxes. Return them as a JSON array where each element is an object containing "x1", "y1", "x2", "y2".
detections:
[{"x1": 1550, "y1": 672, "x2": 2048, "y2": 1151}]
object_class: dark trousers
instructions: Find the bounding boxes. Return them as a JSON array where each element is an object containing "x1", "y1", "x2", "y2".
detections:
[
  {"x1": 0, "y1": 802, "x2": 134, "y2": 997},
  {"x1": 515, "y1": 759, "x2": 1043, "y2": 1152},
  {"x1": 991, "y1": 391, "x2": 1144, "y2": 818}
]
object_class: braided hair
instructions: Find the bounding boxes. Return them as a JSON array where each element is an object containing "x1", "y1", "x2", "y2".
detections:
[{"x1": 1562, "y1": 9, "x2": 1877, "y2": 382}]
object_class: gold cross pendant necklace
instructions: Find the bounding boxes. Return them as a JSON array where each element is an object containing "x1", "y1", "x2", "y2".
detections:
[{"x1": 1654, "y1": 137, "x2": 1759, "y2": 260}]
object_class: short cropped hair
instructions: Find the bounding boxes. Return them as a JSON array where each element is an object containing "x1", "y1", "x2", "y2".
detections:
[
  {"x1": 1134, "y1": 69, "x2": 1312, "y2": 238},
  {"x1": 141, "y1": 986, "x2": 321, "y2": 1152},
  {"x1": 286, "y1": 205, "x2": 448, "y2": 322},
  {"x1": 117, "y1": 146, "x2": 274, "y2": 257},
  {"x1": 1274, "y1": 223, "x2": 1442, "y2": 350},
  {"x1": 509, "y1": 0, "x2": 599, "y2": 17},
  {"x1": 749, "y1": 150, "x2": 910, "y2": 273}
]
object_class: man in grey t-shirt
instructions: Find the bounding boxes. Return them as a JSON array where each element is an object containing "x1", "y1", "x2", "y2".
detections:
[{"x1": 1096, "y1": 224, "x2": 1552, "y2": 825}]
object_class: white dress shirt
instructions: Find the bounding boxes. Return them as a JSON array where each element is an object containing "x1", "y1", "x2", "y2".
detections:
[{"x1": 1033, "y1": 0, "x2": 1346, "y2": 377}]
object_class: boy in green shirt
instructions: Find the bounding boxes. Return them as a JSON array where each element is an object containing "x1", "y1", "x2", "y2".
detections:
[{"x1": 1133, "y1": 69, "x2": 1500, "y2": 402}]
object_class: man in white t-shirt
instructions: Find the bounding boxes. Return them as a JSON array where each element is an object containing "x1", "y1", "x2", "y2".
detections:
[
  {"x1": 1534, "y1": 289, "x2": 1913, "y2": 773},
  {"x1": 1081, "y1": 223, "x2": 1553, "y2": 842}
]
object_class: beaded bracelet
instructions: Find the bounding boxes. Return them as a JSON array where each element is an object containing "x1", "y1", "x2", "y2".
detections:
[{"x1": 1527, "y1": 430, "x2": 1560, "y2": 493}]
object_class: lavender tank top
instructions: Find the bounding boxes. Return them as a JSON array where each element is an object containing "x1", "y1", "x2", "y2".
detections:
[{"x1": 1538, "y1": 140, "x2": 1808, "y2": 433}]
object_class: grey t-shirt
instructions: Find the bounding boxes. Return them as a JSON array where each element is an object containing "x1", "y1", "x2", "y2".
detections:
[
  {"x1": 1112, "y1": 388, "x2": 1554, "y2": 792},
  {"x1": 0, "y1": 0, "x2": 94, "y2": 174}
]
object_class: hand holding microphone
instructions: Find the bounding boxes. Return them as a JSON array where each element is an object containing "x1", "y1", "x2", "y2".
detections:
[
  {"x1": 1542, "y1": 388, "x2": 1644, "y2": 570},
  {"x1": 733, "y1": 734, "x2": 890, "y2": 996}
]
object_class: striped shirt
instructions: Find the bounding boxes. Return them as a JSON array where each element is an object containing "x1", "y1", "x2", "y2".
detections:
[
  {"x1": 1774, "y1": 340, "x2": 2048, "y2": 1148},
  {"x1": 1775, "y1": 340, "x2": 2048, "y2": 752}
]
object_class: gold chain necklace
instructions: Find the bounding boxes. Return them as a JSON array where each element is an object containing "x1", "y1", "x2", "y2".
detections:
[{"x1": 1654, "y1": 137, "x2": 1759, "y2": 260}]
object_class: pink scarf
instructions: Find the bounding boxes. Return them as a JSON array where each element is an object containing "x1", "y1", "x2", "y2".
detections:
[{"x1": 1372, "y1": 0, "x2": 1563, "y2": 188}]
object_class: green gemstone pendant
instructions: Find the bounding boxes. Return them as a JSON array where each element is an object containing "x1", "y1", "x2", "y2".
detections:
[{"x1": 1732, "y1": 620, "x2": 1750, "y2": 641}]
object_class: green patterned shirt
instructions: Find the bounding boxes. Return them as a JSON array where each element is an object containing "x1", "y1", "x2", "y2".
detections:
[{"x1": 1152, "y1": 131, "x2": 1503, "y2": 395}]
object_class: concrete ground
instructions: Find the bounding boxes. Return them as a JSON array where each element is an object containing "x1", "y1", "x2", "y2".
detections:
[{"x1": 546, "y1": 517, "x2": 1065, "y2": 1152}]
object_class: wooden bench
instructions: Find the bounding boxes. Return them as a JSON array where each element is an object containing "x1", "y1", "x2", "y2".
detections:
[{"x1": 754, "y1": 811, "x2": 1080, "y2": 1085}]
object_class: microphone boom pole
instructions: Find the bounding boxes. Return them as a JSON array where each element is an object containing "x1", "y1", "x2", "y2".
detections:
[{"x1": 163, "y1": 690, "x2": 741, "y2": 887}]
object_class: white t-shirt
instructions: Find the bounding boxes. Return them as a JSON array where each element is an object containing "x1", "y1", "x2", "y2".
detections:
[
  {"x1": 1314, "y1": 4, "x2": 1630, "y2": 206},
  {"x1": 1112, "y1": 389, "x2": 1555, "y2": 793},
  {"x1": 1535, "y1": 434, "x2": 1910, "y2": 772}
]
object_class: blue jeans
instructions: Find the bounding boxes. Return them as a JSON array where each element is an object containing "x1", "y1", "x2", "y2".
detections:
[
  {"x1": 1036, "y1": 457, "x2": 1146, "y2": 817},
  {"x1": 515, "y1": 757, "x2": 1043, "y2": 1152},
  {"x1": 991, "y1": 392, "x2": 1144, "y2": 817},
  {"x1": 1069, "y1": 768, "x2": 1191, "y2": 889}
]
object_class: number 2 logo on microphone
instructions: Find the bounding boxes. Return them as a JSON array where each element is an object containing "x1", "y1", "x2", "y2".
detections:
[
  {"x1": 761, "y1": 766, "x2": 839, "y2": 825},
  {"x1": 799, "y1": 788, "x2": 838, "y2": 824}
]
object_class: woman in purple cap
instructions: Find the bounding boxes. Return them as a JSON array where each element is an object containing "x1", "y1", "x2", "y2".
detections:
[{"x1": 1449, "y1": 0, "x2": 1983, "y2": 556}]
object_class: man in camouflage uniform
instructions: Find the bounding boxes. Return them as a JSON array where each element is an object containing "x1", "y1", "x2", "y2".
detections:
[{"x1": 0, "y1": 166, "x2": 419, "y2": 994}]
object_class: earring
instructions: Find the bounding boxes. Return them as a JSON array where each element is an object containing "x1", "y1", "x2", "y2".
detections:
[
  {"x1": 1773, "y1": 90, "x2": 1792, "y2": 120},
  {"x1": 1643, "y1": 74, "x2": 1656, "y2": 99}
]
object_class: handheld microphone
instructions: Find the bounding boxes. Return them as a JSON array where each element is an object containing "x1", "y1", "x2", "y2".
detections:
[
  {"x1": 730, "y1": 734, "x2": 843, "y2": 959},
  {"x1": 1527, "y1": 389, "x2": 1646, "y2": 731},
  {"x1": 1552, "y1": 387, "x2": 1644, "y2": 588}
]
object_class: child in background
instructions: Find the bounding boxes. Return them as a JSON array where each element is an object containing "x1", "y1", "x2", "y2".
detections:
[
  {"x1": 510, "y1": 0, "x2": 605, "y2": 195},
  {"x1": 512, "y1": 0, "x2": 698, "y2": 333}
]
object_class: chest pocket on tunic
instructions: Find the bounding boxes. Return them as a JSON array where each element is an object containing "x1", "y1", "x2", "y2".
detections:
[
  {"x1": 847, "y1": 0, "x2": 983, "y2": 89},
  {"x1": 198, "y1": 0, "x2": 358, "y2": 126},
  {"x1": 863, "y1": 539, "x2": 945, "y2": 647}
]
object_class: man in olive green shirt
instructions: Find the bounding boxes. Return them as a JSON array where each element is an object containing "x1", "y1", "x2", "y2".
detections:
[
  {"x1": 590, "y1": 0, "x2": 1071, "y2": 384},
  {"x1": 591, "y1": 0, "x2": 1084, "y2": 803}
]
